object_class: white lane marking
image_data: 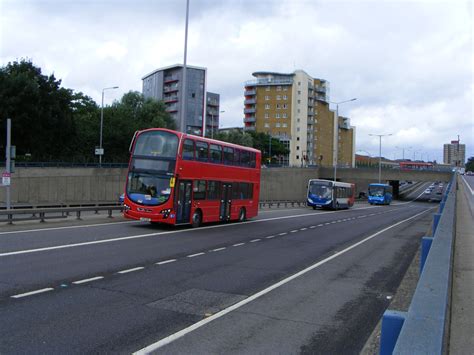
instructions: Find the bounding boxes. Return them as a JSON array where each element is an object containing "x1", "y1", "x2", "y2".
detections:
[
  {"x1": 290, "y1": 230, "x2": 298, "y2": 233},
  {"x1": 462, "y1": 176, "x2": 474, "y2": 195},
  {"x1": 11, "y1": 288, "x2": 55, "y2": 299},
  {"x1": 0, "y1": 205, "x2": 404, "y2": 257},
  {"x1": 325, "y1": 223, "x2": 331, "y2": 225},
  {"x1": 317, "y1": 224, "x2": 324, "y2": 227},
  {"x1": 265, "y1": 235, "x2": 276, "y2": 239},
  {"x1": 211, "y1": 247, "x2": 226, "y2": 252},
  {"x1": 232, "y1": 243, "x2": 245, "y2": 247},
  {"x1": 72, "y1": 276, "x2": 104, "y2": 284},
  {"x1": 117, "y1": 267, "x2": 145, "y2": 274},
  {"x1": 309, "y1": 226, "x2": 316, "y2": 229},
  {"x1": 133, "y1": 209, "x2": 431, "y2": 354},
  {"x1": 156, "y1": 259, "x2": 177, "y2": 265},
  {"x1": 187, "y1": 252, "x2": 205, "y2": 258},
  {"x1": 300, "y1": 228, "x2": 307, "y2": 231},
  {"x1": 250, "y1": 239, "x2": 261, "y2": 243},
  {"x1": 0, "y1": 220, "x2": 138, "y2": 236},
  {"x1": 278, "y1": 232, "x2": 287, "y2": 236}
]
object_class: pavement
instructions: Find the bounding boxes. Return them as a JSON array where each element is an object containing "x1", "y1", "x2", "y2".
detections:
[{"x1": 449, "y1": 176, "x2": 474, "y2": 353}]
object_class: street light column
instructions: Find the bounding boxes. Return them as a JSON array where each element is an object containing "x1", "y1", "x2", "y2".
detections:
[
  {"x1": 99, "y1": 86, "x2": 119, "y2": 167},
  {"x1": 369, "y1": 133, "x2": 392, "y2": 183}
]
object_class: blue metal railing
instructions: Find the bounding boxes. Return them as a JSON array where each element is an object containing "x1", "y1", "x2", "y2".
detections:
[{"x1": 380, "y1": 176, "x2": 456, "y2": 354}]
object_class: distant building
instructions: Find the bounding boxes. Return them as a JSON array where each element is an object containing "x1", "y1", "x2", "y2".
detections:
[
  {"x1": 142, "y1": 64, "x2": 219, "y2": 136},
  {"x1": 243, "y1": 70, "x2": 355, "y2": 167},
  {"x1": 218, "y1": 127, "x2": 244, "y2": 135},
  {"x1": 206, "y1": 92, "x2": 221, "y2": 138},
  {"x1": 443, "y1": 140, "x2": 465, "y2": 166}
]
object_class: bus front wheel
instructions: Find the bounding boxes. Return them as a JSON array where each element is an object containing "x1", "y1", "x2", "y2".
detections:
[
  {"x1": 238, "y1": 207, "x2": 246, "y2": 222},
  {"x1": 191, "y1": 210, "x2": 202, "y2": 228}
]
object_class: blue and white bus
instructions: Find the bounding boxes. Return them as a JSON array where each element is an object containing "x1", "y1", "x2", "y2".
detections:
[
  {"x1": 368, "y1": 183, "x2": 393, "y2": 205},
  {"x1": 307, "y1": 179, "x2": 355, "y2": 210}
]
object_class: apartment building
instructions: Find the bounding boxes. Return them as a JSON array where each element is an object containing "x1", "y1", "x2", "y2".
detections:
[
  {"x1": 206, "y1": 92, "x2": 221, "y2": 138},
  {"x1": 443, "y1": 140, "x2": 466, "y2": 166},
  {"x1": 243, "y1": 70, "x2": 355, "y2": 167},
  {"x1": 142, "y1": 64, "x2": 219, "y2": 137}
]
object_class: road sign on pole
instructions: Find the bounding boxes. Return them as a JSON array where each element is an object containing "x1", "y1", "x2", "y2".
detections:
[{"x1": 2, "y1": 172, "x2": 11, "y2": 186}]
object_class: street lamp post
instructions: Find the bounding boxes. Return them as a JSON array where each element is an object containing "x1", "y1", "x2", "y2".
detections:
[
  {"x1": 99, "y1": 86, "x2": 119, "y2": 167},
  {"x1": 395, "y1": 146, "x2": 412, "y2": 160},
  {"x1": 369, "y1": 133, "x2": 392, "y2": 183},
  {"x1": 330, "y1": 98, "x2": 357, "y2": 181},
  {"x1": 180, "y1": 0, "x2": 190, "y2": 134}
]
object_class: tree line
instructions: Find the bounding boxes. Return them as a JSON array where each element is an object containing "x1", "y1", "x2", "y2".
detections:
[{"x1": 0, "y1": 59, "x2": 287, "y2": 164}]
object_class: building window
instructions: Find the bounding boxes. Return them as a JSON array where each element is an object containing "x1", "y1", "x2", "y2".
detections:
[
  {"x1": 297, "y1": 99, "x2": 301, "y2": 104},
  {"x1": 276, "y1": 113, "x2": 280, "y2": 118},
  {"x1": 265, "y1": 104, "x2": 270, "y2": 109},
  {"x1": 264, "y1": 113, "x2": 269, "y2": 119},
  {"x1": 297, "y1": 109, "x2": 300, "y2": 113},
  {"x1": 296, "y1": 155, "x2": 300, "y2": 160},
  {"x1": 265, "y1": 95, "x2": 270, "y2": 100},
  {"x1": 283, "y1": 95, "x2": 287, "y2": 100},
  {"x1": 276, "y1": 95, "x2": 281, "y2": 100},
  {"x1": 297, "y1": 127, "x2": 300, "y2": 132},
  {"x1": 283, "y1": 104, "x2": 287, "y2": 109},
  {"x1": 283, "y1": 86, "x2": 288, "y2": 91},
  {"x1": 282, "y1": 113, "x2": 287, "y2": 118},
  {"x1": 297, "y1": 137, "x2": 300, "y2": 141},
  {"x1": 264, "y1": 123, "x2": 270, "y2": 128},
  {"x1": 266, "y1": 86, "x2": 270, "y2": 91},
  {"x1": 276, "y1": 123, "x2": 281, "y2": 128},
  {"x1": 277, "y1": 86, "x2": 282, "y2": 91},
  {"x1": 276, "y1": 104, "x2": 281, "y2": 109},
  {"x1": 297, "y1": 118, "x2": 300, "y2": 122},
  {"x1": 282, "y1": 123, "x2": 287, "y2": 128},
  {"x1": 297, "y1": 146, "x2": 300, "y2": 150},
  {"x1": 298, "y1": 90, "x2": 301, "y2": 95}
]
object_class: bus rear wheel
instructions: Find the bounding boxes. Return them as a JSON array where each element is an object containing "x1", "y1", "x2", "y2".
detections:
[
  {"x1": 238, "y1": 207, "x2": 246, "y2": 222},
  {"x1": 191, "y1": 210, "x2": 202, "y2": 228}
]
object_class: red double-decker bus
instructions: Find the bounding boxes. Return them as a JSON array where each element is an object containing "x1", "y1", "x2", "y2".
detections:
[{"x1": 123, "y1": 128, "x2": 261, "y2": 227}]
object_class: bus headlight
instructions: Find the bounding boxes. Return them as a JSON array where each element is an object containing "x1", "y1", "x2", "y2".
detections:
[
  {"x1": 123, "y1": 204, "x2": 131, "y2": 211},
  {"x1": 160, "y1": 209, "x2": 172, "y2": 218}
]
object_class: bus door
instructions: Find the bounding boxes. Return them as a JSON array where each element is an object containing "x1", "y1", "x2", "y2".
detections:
[
  {"x1": 220, "y1": 183, "x2": 232, "y2": 221},
  {"x1": 176, "y1": 180, "x2": 192, "y2": 224}
]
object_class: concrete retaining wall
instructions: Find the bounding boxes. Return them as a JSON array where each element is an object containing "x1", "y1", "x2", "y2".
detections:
[{"x1": 1, "y1": 166, "x2": 449, "y2": 205}]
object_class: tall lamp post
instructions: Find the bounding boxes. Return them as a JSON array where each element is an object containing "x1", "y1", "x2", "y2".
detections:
[
  {"x1": 330, "y1": 98, "x2": 357, "y2": 181},
  {"x1": 395, "y1": 146, "x2": 412, "y2": 161},
  {"x1": 369, "y1": 133, "x2": 392, "y2": 183},
  {"x1": 99, "y1": 86, "x2": 119, "y2": 167}
]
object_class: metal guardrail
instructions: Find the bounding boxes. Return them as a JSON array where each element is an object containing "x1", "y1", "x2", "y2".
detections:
[
  {"x1": 0, "y1": 205, "x2": 123, "y2": 224},
  {"x1": 259, "y1": 200, "x2": 308, "y2": 208},
  {"x1": 380, "y1": 176, "x2": 456, "y2": 354}
]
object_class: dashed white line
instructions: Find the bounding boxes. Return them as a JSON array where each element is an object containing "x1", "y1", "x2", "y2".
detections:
[
  {"x1": 265, "y1": 235, "x2": 276, "y2": 239},
  {"x1": 290, "y1": 230, "x2": 298, "y2": 233},
  {"x1": 309, "y1": 226, "x2": 316, "y2": 229},
  {"x1": 11, "y1": 288, "x2": 54, "y2": 299},
  {"x1": 211, "y1": 247, "x2": 227, "y2": 252},
  {"x1": 300, "y1": 228, "x2": 307, "y2": 231},
  {"x1": 156, "y1": 259, "x2": 177, "y2": 265},
  {"x1": 279, "y1": 232, "x2": 287, "y2": 236},
  {"x1": 187, "y1": 252, "x2": 205, "y2": 258},
  {"x1": 72, "y1": 276, "x2": 104, "y2": 284},
  {"x1": 317, "y1": 224, "x2": 324, "y2": 227},
  {"x1": 232, "y1": 243, "x2": 245, "y2": 247},
  {"x1": 118, "y1": 267, "x2": 145, "y2": 274},
  {"x1": 250, "y1": 239, "x2": 261, "y2": 243}
]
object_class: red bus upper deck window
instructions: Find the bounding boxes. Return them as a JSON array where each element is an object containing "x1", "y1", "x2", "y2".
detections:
[
  {"x1": 183, "y1": 139, "x2": 195, "y2": 160},
  {"x1": 196, "y1": 141, "x2": 209, "y2": 162},
  {"x1": 133, "y1": 130, "x2": 178, "y2": 158}
]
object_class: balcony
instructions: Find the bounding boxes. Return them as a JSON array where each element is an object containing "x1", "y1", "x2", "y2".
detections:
[
  {"x1": 164, "y1": 85, "x2": 179, "y2": 93},
  {"x1": 244, "y1": 117, "x2": 256, "y2": 123},
  {"x1": 245, "y1": 78, "x2": 293, "y2": 86},
  {"x1": 315, "y1": 84, "x2": 327, "y2": 93},
  {"x1": 164, "y1": 75, "x2": 179, "y2": 83},
  {"x1": 207, "y1": 99, "x2": 219, "y2": 106},
  {"x1": 244, "y1": 126, "x2": 256, "y2": 132},
  {"x1": 166, "y1": 104, "x2": 178, "y2": 113},
  {"x1": 164, "y1": 95, "x2": 178, "y2": 103},
  {"x1": 244, "y1": 98, "x2": 256, "y2": 105},
  {"x1": 244, "y1": 89, "x2": 256, "y2": 96},
  {"x1": 244, "y1": 108, "x2": 256, "y2": 114}
]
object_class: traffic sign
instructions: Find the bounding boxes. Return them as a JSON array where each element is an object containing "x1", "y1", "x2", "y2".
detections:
[{"x1": 2, "y1": 172, "x2": 11, "y2": 186}]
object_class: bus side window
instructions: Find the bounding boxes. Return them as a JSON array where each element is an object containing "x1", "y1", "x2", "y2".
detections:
[
  {"x1": 240, "y1": 150, "x2": 250, "y2": 167},
  {"x1": 250, "y1": 152, "x2": 256, "y2": 168},
  {"x1": 234, "y1": 149, "x2": 241, "y2": 166},
  {"x1": 210, "y1": 144, "x2": 222, "y2": 164},
  {"x1": 223, "y1": 147, "x2": 234, "y2": 165},
  {"x1": 232, "y1": 183, "x2": 240, "y2": 199},
  {"x1": 196, "y1": 141, "x2": 209, "y2": 162},
  {"x1": 182, "y1": 139, "x2": 195, "y2": 160},
  {"x1": 206, "y1": 181, "x2": 220, "y2": 200},
  {"x1": 193, "y1": 180, "x2": 206, "y2": 200}
]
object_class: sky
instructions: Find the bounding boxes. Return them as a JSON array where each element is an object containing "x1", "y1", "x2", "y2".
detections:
[{"x1": 0, "y1": 0, "x2": 472, "y2": 163}]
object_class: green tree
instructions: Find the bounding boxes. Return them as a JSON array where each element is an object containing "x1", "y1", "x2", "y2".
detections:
[
  {"x1": 0, "y1": 59, "x2": 76, "y2": 161},
  {"x1": 248, "y1": 131, "x2": 289, "y2": 164},
  {"x1": 466, "y1": 156, "x2": 474, "y2": 172}
]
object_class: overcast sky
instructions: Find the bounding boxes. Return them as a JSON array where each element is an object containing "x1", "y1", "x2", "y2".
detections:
[{"x1": 1, "y1": 0, "x2": 472, "y2": 163}]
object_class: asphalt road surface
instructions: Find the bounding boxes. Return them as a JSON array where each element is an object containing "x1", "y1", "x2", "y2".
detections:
[{"x1": 0, "y1": 193, "x2": 437, "y2": 354}]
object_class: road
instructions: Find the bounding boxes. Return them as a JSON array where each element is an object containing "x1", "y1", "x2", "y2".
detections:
[{"x1": 0, "y1": 187, "x2": 437, "y2": 354}]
